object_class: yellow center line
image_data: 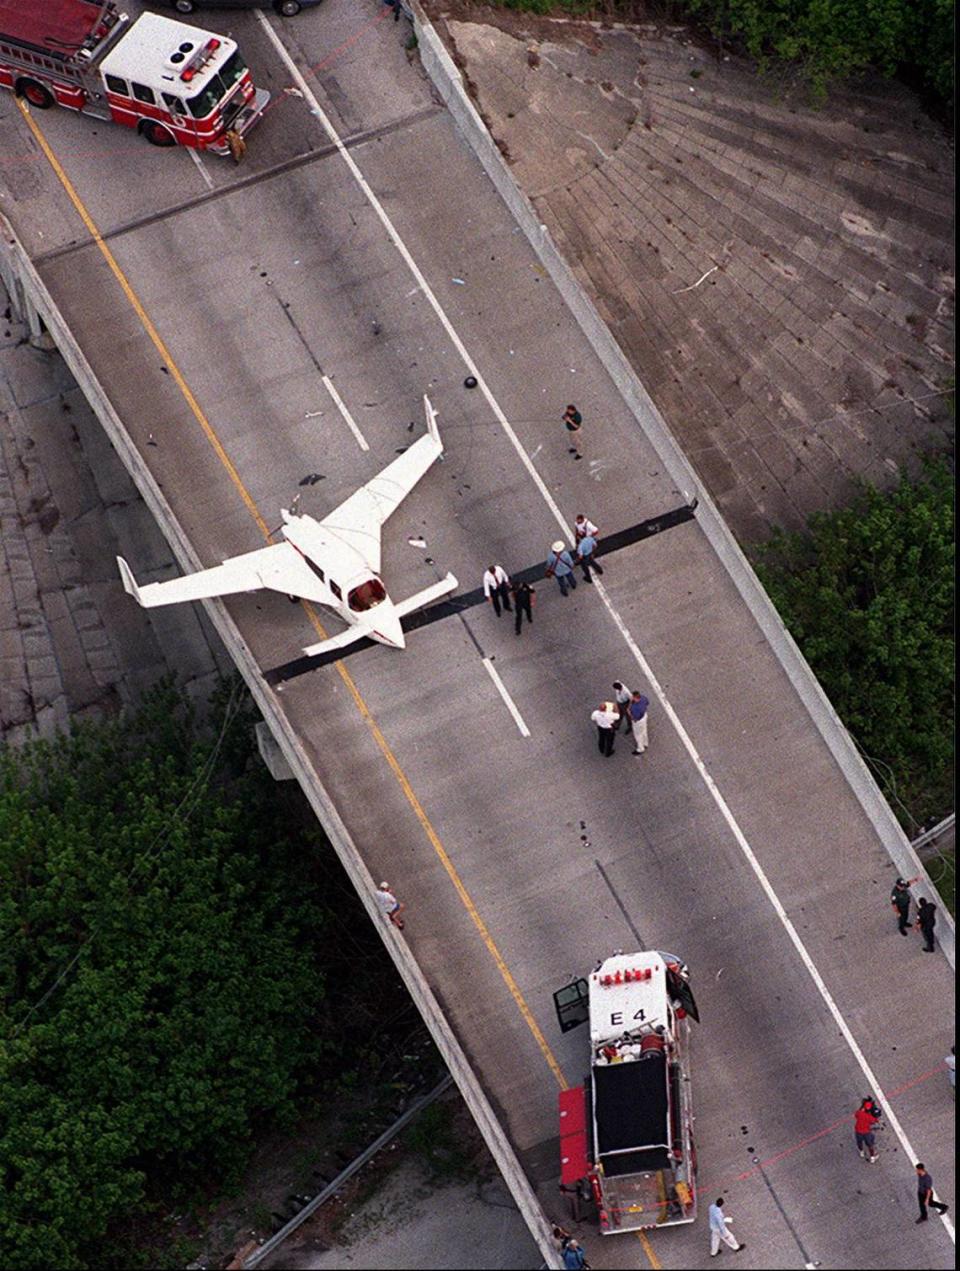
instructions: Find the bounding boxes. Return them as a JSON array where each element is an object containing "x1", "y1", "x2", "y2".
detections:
[{"x1": 19, "y1": 100, "x2": 567, "y2": 1091}]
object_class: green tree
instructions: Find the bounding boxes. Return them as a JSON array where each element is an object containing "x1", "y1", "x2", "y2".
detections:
[
  {"x1": 0, "y1": 682, "x2": 331, "y2": 1268},
  {"x1": 681, "y1": 0, "x2": 953, "y2": 106},
  {"x1": 755, "y1": 460, "x2": 954, "y2": 830}
]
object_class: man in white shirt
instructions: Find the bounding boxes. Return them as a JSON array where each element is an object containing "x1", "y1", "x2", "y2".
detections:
[
  {"x1": 590, "y1": 702, "x2": 619, "y2": 757},
  {"x1": 482, "y1": 564, "x2": 512, "y2": 617},
  {"x1": 574, "y1": 514, "x2": 599, "y2": 542},
  {"x1": 708, "y1": 1198, "x2": 745, "y2": 1256},
  {"x1": 374, "y1": 882, "x2": 405, "y2": 929}
]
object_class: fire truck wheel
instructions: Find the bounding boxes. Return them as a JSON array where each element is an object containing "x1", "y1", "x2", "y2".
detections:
[
  {"x1": 275, "y1": 0, "x2": 303, "y2": 14},
  {"x1": 142, "y1": 121, "x2": 177, "y2": 148},
  {"x1": 16, "y1": 80, "x2": 54, "y2": 110}
]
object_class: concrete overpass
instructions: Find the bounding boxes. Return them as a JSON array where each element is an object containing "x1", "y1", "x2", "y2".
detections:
[{"x1": 0, "y1": 3, "x2": 953, "y2": 1267}]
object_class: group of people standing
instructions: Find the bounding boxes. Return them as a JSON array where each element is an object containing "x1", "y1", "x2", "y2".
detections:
[
  {"x1": 482, "y1": 563, "x2": 536, "y2": 635},
  {"x1": 545, "y1": 515, "x2": 604, "y2": 594},
  {"x1": 889, "y1": 875, "x2": 939, "y2": 952},
  {"x1": 481, "y1": 513, "x2": 604, "y2": 632},
  {"x1": 590, "y1": 681, "x2": 649, "y2": 758}
]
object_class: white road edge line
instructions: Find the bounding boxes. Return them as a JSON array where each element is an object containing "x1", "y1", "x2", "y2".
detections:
[
  {"x1": 257, "y1": 13, "x2": 954, "y2": 1226},
  {"x1": 482, "y1": 657, "x2": 530, "y2": 737},
  {"x1": 321, "y1": 374, "x2": 370, "y2": 451},
  {"x1": 187, "y1": 147, "x2": 215, "y2": 191}
]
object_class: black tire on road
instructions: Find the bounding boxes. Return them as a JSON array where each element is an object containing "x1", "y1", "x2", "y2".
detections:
[
  {"x1": 16, "y1": 79, "x2": 54, "y2": 109},
  {"x1": 174, "y1": 0, "x2": 196, "y2": 13},
  {"x1": 275, "y1": 0, "x2": 303, "y2": 14},
  {"x1": 142, "y1": 121, "x2": 177, "y2": 147}
]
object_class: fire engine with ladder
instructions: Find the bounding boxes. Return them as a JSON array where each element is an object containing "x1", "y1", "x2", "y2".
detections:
[
  {"x1": 555, "y1": 950, "x2": 699, "y2": 1235},
  {"x1": 0, "y1": 0, "x2": 269, "y2": 156}
]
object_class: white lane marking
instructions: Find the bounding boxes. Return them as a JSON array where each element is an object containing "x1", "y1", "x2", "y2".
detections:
[
  {"x1": 188, "y1": 147, "x2": 215, "y2": 191},
  {"x1": 321, "y1": 375, "x2": 369, "y2": 451},
  {"x1": 482, "y1": 658, "x2": 530, "y2": 737},
  {"x1": 258, "y1": 13, "x2": 953, "y2": 1216}
]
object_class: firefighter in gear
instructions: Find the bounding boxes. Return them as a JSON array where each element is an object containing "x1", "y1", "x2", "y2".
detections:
[{"x1": 226, "y1": 129, "x2": 246, "y2": 164}]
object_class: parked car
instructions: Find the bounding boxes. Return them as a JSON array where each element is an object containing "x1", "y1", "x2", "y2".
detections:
[{"x1": 152, "y1": 0, "x2": 323, "y2": 15}]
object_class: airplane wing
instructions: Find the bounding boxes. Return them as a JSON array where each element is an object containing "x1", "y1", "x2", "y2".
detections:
[
  {"x1": 319, "y1": 396, "x2": 443, "y2": 573},
  {"x1": 118, "y1": 541, "x2": 306, "y2": 608},
  {"x1": 300, "y1": 625, "x2": 374, "y2": 659},
  {"x1": 394, "y1": 572, "x2": 458, "y2": 618}
]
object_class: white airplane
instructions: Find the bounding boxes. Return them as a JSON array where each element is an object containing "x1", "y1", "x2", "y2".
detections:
[{"x1": 117, "y1": 397, "x2": 457, "y2": 658}]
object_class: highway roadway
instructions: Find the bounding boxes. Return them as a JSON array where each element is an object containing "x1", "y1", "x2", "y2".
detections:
[{"x1": 1, "y1": 3, "x2": 954, "y2": 1268}]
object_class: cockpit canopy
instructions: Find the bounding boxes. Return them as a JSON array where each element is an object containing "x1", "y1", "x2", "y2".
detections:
[{"x1": 348, "y1": 577, "x2": 387, "y2": 612}]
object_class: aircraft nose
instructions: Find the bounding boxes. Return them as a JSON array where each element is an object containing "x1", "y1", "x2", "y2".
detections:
[{"x1": 372, "y1": 606, "x2": 405, "y2": 649}]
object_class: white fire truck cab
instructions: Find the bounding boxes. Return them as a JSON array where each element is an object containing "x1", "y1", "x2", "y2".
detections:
[
  {"x1": 556, "y1": 950, "x2": 699, "y2": 1235},
  {"x1": 0, "y1": 0, "x2": 269, "y2": 155}
]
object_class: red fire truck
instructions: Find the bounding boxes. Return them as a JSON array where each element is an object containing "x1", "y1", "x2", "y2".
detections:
[
  {"x1": 0, "y1": 0, "x2": 269, "y2": 155},
  {"x1": 556, "y1": 950, "x2": 699, "y2": 1235}
]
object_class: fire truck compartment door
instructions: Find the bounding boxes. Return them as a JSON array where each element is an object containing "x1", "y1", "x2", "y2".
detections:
[{"x1": 559, "y1": 1085, "x2": 590, "y2": 1185}]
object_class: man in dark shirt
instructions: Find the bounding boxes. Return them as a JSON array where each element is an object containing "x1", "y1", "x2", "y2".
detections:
[
  {"x1": 915, "y1": 1163, "x2": 949, "y2": 1222},
  {"x1": 916, "y1": 897, "x2": 937, "y2": 952},
  {"x1": 513, "y1": 581, "x2": 535, "y2": 635},
  {"x1": 562, "y1": 404, "x2": 583, "y2": 459}
]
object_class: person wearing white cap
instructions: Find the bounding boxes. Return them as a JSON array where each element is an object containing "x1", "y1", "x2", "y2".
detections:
[
  {"x1": 374, "y1": 882, "x2": 405, "y2": 929},
  {"x1": 545, "y1": 541, "x2": 578, "y2": 596}
]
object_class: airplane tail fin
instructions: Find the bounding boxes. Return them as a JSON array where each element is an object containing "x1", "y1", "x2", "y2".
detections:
[
  {"x1": 117, "y1": 557, "x2": 143, "y2": 605},
  {"x1": 423, "y1": 394, "x2": 441, "y2": 451}
]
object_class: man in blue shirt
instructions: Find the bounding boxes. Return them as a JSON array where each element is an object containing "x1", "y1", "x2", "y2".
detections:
[
  {"x1": 575, "y1": 532, "x2": 604, "y2": 583},
  {"x1": 546, "y1": 541, "x2": 578, "y2": 596},
  {"x1": 629, "y1": 689, "x2": 650, "y2": 755}
]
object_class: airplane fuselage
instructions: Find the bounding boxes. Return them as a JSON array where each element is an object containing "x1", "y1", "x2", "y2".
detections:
[{"x1": 280, "y1": 511, "x2": 405, "y2": 648}]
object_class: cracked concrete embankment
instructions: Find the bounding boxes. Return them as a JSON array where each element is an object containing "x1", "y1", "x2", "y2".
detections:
[
  {"x1": 0, "y1": 297, "x2": 227, "y2": 741},
  {"x1": 430, "y1": 5, "x2": 955, "y2": 543}
]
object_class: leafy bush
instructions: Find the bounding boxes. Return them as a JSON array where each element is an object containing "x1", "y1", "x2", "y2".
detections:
[
  {"x1": 676, "y1": 0, "x2": 953, "y2": 108},
  {"x1": 487, "y1": 0, "x2": 954, "y2": 113},
  {"x1": 755, "y1": 460, "x2": 955, "y2": 830},
  {"x1": 0, "y1": 682, "x2": 331, "y2": 1268}
]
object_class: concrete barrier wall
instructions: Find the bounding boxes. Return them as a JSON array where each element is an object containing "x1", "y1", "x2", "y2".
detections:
[
  {"x1": 410, "y1": 9, "x2": 954, "y2": 969},
  {"x1": 0, "y1": 215, "x2": 562, "y2": 1270}
]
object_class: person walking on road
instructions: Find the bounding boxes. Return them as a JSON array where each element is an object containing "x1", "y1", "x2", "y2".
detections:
[
  {"x1": 546, "y1": 541, "x2": 578, "y2": 596},
  {"x1": 915, "y1": 1163, "x2": 949, "y2": 1222},
  {"x1": 628, "y1": 689, "x2": 650, "y2": 755},
  {"x1": 574, "y1": 514, "x2": 599, "y2": 543},
  {"x1": 890, "y1": 876, "x2": 919, "y2": 936},
  {"x1": 563, "y1": 404, "x2": 584, "y2": 460},
  {"x1": 916, "y1": 897, "x2": 937, "y2": 952},
  {"x1": 854, "y1": 1097, "x2": 881, "y2": 1163},
  {"x1": 708, "y1": 1198, "x2": 745, "y2": 1256},
  {"x1": 374, "y1": 882, "x2": 405, "y2": 930},
  {"x1": 513, "y1": 580, "x2": 535, "y2": 635},
  {"x1": 482, "y1": 564, "x2": 512, "y2": 617},
  {"x1": 561, "y1": 1239, "x2": 589, "y2": 1270},
  {"x1": 576, "y1": 530, "x2": 604, "y2": 583},
  {"x1": 591, "y1": 702, "x2": 619, "y2": 757}
]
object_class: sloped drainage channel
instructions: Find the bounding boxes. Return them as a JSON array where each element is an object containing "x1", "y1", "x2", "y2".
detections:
[{"x1": 239, "y1": 1076, "x2": 453, "y2": 1269}]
